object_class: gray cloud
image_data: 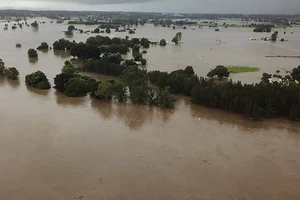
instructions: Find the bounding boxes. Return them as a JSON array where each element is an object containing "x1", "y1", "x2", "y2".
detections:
[{"x1": 22, "y1": 0, "x2": 160, "y2": 4}]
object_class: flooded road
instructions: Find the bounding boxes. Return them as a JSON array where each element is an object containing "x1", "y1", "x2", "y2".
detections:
[{"x1": 0, "y1": 18, "x2": 300, "y2": 200}]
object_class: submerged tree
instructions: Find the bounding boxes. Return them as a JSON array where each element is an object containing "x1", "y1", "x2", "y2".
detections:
[
  {"x1": 207, "y1": 65, "x2": 230, "y2": 79},
  {"x1": 25, "y1": 71, "x2": 51, "y2": 90},
  {"x1": 121, "y1": 66, "x2": 149, "y2": 104},
  {"x1": 65, "y1": 77, "x2": 89, "y2": 97},
  {"x1": 156, "y1": 87, "x2": 176, "y2": 108},
  {"x1": 94, "y1": 80, "x2": 127, "y2": 102},
  {"x1": 5, "y1": 67, "x2": 19, "y2": 80},
  {"x1": 141, "y1": 38, "x2": 150, "y2": 48},
  {"x1": 28, "y1": 48, "x2": 38, "y2": 58},
  {"x1": 105, "y1": 27, "x2": 111, "y2": 34},
  {"x1": 31, "y1": 21, "x2": 39, "y2": 28},
  {"x1": 37, "y1": 42, "x2": 49, "y2": 50},
  {"x1": 172, "y1": 37, "x2": 179, "y2": 44},
  {"x1": 271, "y1": 31, "x2": 279, "y2": 41},
  {"x1": 68, "y1": 25, "x2": 75, "y2": 32},
  {"x1": 54, "y1": 73, "x2": 78, "y2": 92},
  {"x1": 160, "y1": 39, "x2": 167, "y2": 46}
]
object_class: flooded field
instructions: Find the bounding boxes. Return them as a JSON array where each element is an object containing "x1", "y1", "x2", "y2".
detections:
[
  {"x1": 1, "y1": 17, "x2": 300, "y2": 83},
  {"x1": 0, "y1": 17, "x2": 300, "y2": 200}
]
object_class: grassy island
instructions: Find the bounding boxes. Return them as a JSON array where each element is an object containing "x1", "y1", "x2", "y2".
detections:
[{"x1": 226, "y1": 66, "x2": 260, "y2": 73}]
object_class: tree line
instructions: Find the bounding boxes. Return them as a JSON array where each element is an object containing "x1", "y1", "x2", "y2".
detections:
[{"x1": 148, "y1": 66, "x2": 300, "y2": 121}]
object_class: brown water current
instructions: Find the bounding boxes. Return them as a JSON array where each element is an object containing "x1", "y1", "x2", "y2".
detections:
[{"x1": 0, "y1": 17, "x2": 300, "y2": 200}]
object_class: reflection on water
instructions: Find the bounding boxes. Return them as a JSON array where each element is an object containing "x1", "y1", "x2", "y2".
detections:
[
  {"x1": 91, "y1": 99, "x2": 114, "y2": 120},
  {"x1": 55, "y1": 91, "x2": 87, "y2": 107},
  {"x1": 31, "y1": 27, "x2": 39, "y2": 32},
  {"x1": 28, "y1": 57, "x2": 38, "y2": 64},
  {"x1": 65, "y1": 34, "x2": 74, "y2": 39},
  {"x1": 189, "y1": 101, "x2": 267, "y2": 131},
  {"x1": 53, "y1": 50, "x2": 70, "y2": 59},
  {"x1": 38, "y1": 49, "x2": 49, "y2": 54},
  {"x1": 91, "y1": 98, "x2": 173, "y2": 130},
  {"x1": 26, "y1": 86, "x2": 50, "y2": 96},
  {"x1": 0, "y1": 77, "x2": 20, "y2": 88},
  {"x1": 7, "y1": 79, "x2": 20, "y2": 88}
]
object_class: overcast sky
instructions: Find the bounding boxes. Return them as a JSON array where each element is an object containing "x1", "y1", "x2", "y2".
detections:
[{"x1": 0, "y1": 0, "x2": 300, "y2": 14}]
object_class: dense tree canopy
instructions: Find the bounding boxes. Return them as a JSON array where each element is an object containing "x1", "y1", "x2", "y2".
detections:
[
  {"x1": 65, "y1": 77, "x2": 89, "y2": 97},
  {"x1": 120, "y1": 66, "x2": 150, "y2": 104},
  {"x1": 70, "y1": 42, "x2": 101, "y2": 59},
  {"x1": 291, "y1": 66, "x2": 300, "y2": 82},
  {"x1": 191, "y1": 79, "x2": 300, "y2": 120},
  {"x1": 160, "y1": 39, "x2": 167, "y2": 46},
  {"x1": 62, "y1": 63, "x2": 77, "y2": 74},
  {"x1": 28, "y1": 48, "x2": 38, "y2": 58},
  {"x1": 148, "y1": 65, "x2": 300, "y2": 120},
  {"x1": 54, "y1": 73, "x2": 77, "y2": 92},
  {"x1": 37, "y1": 42, "x2": 49, "y2": 50},
  {"x1": 253, "y1": 25, "x2": 273, "y2": 32},
  {"x1": 94, "y1": 80, "x2": 127, "y2": 102},
  {"x1": 5, "y1": 67, "x2": 19, "y2": 80},
  {"x1": 184, "y1": 66, "x2": 195, "y2": 77},
  {"x1": 134, "y1": 53, "x2": 143, "y2": 61},
  {"x1": 108, "y1": 44, "x2": 119, "y2": 54},
  {"x1": 111, "y1": 37, "x2": 122, "y2": 45},
  {"x1": 156, "y1": 88, "x2": 176, "y2": 108},
  {"x1": 82, "y1": 58, "x2": 125, "y2": 76},
  {"x1": 68, "y1": 25, "x2": 75, "y2": 32},
  {"x1": 207, "y1": 65, "x2": 230, "y2": 79},
  {"x1": 148, "y1": 66, "x2": 199, "y2": 95},
  {"x1": 0, "y1": 60, "x2": 19, "y2": 80},
  {"x1": 25, "y1": 71, "x2": 51, "y2": 90},
  {"x1": 119, "y1": 44, "x2": 129, "y2": 54},
  {"x1": 132, "y1": 44, "x2": 140, "y2": 55},
  {"x1": 141, "y1": 38, "x2": 150, "y2": 48},
  {"x1": 53, "y1": 39, "x2": 74, "y2": 51}
]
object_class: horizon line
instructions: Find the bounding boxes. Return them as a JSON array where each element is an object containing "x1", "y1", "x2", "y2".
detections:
[{"x1": 0, "y1": 8, "x2": 300, "y2": 16}]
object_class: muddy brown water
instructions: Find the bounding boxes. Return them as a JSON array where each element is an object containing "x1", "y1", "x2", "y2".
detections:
[{"x1": 0, "y1": 18, "x2": 300, "y2": 200}]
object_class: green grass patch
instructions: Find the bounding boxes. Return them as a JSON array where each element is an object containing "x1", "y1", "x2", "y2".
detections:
[{"x1": 226, "y1": 66, "x2": 260, "y2": 73}]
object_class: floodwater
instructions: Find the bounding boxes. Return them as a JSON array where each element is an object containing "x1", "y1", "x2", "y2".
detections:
[{"x1": 0, "y1": 17, "x2": 300, "y2": 200}]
